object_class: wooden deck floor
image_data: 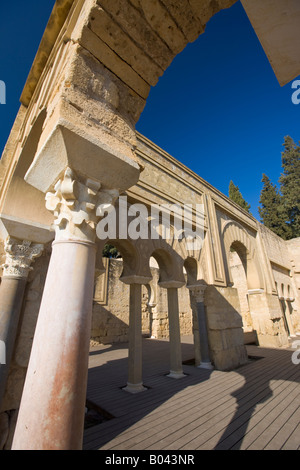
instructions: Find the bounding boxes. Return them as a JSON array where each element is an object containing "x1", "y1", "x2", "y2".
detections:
[{"x1": 83, "y1": 336, "x2": 300, "y2": 451}]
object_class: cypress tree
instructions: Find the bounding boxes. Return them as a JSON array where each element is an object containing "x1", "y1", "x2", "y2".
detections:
[
  {"x1": 279, "y1": 136, "x2": 300, "y2": 238},
  {"x1": 258, "y1": 174, "x2": 292, "y2": 239},
  {"x1": 229, "y1": 180, "x2": 251, "y2": 213}
]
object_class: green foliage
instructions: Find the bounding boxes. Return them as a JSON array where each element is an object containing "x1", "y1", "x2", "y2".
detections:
[
  {"x1": 258, "y1": 174, "x2": 292, "y2": 240},
  {"x1": 259, "y1": 136, "x2": 300, "y2": 240},
  {"x1": 229, "y1": 180, "x2": 251, "y2": 213},
  {"x1": 102, "y1": 244, "x2": 121, "y2": 258},
  {"x1": 279, "y1": 136, "x2": 300, "y2": 238}
]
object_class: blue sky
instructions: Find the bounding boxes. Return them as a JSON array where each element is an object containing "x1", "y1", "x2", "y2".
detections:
[{"x1": 0, "y1": 1, "x2": 299, "y2": 220}]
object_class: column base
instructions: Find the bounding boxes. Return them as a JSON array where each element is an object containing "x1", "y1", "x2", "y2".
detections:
[
  {"x1": 123, "y1": 382, "x2": 147, "y2": 394},
  {"x1": 198, "y1": 361, "x2": 214, "y2": 370},
  {"x1": 167, "y1": 371, "x2": 187, "y2": 379}
]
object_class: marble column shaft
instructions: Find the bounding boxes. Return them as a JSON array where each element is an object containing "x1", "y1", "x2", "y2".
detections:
[
  {"x1": 0, "y1": 238, "x2": 43, "y2": 407},
  {"x1": 123, "y1": 283, "x2": 146, "y2": 393},
  {"x1": 12, "y1": 168, "x2": 119, "y2": 450}
]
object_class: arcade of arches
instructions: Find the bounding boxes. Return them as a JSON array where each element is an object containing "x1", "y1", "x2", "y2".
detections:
[{"x1": 0, "y1": 0, "x2": 299, "y2": 450}]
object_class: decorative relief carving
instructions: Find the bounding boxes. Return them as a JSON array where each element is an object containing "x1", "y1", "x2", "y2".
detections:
[
  {"x1": 45, "y1": 167, "x2": 119, "y2": 242},
  {"x1": 2, "y1": 238, "x2": 44, "y2": 279}
]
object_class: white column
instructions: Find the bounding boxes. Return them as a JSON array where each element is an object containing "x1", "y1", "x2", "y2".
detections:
[
  {"x1": 12, "y1": 168, "x2": 118, "y2": 450},
  {"x1": 0, "y1": 238, "x2": 43, "y2": 406},
  {"x1": 167, "y1": 287, "x2": 186, "y2": 379}
]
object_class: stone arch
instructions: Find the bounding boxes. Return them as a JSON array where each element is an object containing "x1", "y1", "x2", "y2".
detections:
[
  {"x1": 79, "y1": 0, "x2": 238, "y2": 128},
  {"x1": 150, "y1": 247, "x2": 184, "y2": 286},
  {"x1": 98, "y1": 238, "x2": 141, "y2": 281},
  {"x1": 184, "y1": 256, "x2": 198, "y2": 286},
  {"x1": 129, "y1": 222, "x2": 187, "y2": 286},
  {"x1": 6, "y1": 1, "x2": 300, "y2": 449},
  {"x1": 144, "y1": 282, "x2": 157, "y2": 308},
  {"x1": 22, "y1": 0, "x2": 240, "y2": 195},
  {"x1": 222, "y1": 220, "x2": 264, "y2": 290},
  {"x1": 183, "y1": 254, "x2": 205, "y2": 284}
]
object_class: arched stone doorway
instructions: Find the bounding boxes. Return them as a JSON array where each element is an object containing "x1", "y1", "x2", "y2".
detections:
[
  {"x1": 228, "y1": 244, "x2": 255, "y2": 344},
  {"x1": 223, "y1": 220, "x2": 265, "y2": 345}
]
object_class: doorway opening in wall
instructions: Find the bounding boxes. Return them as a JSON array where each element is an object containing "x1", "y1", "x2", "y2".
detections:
[{"x1": 228, "y1": 243, "x2": 257, "y2": 345}]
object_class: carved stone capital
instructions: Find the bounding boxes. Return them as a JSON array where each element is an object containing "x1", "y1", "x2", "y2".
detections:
[
  {"x1": 188, "y1": 284, "x2": 207, "y2": 303},
  {"x1": 2, "y1": 238, "x2": 44, "y2": 279},
  {"x1": 45, "y1": 167, "x2": 119, "y2": 243}
]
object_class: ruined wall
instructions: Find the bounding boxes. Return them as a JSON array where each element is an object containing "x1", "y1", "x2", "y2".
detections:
[
  {"x1": 259, "y1": 223, "x2": 292, "y2": 270},
  {"x1": 91, "y1": 259, "x2": 193, "y2": 345},
  {"x1": 286, "y1": 237, "x2": 300, "y2": 325},
  {"x1": 229, "y1": 250, "x2": 252, "y2": 331},
  {"x1": 151, "y1": 277, "x2": 193, "y2": 340},
  {"x1": 259, "y1": 225, "x2": 300, "y2": 340},
  {"x1": 205, "y1": 285, "x2": 248, "y2": 371},
  {"x1": 91, "y1": 259, "x2": 130, "y2": 345}
]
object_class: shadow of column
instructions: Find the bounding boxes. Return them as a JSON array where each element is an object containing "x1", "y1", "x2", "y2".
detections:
[{"x1": 213, "y1": 371, "x2": 273, "y2": 449}]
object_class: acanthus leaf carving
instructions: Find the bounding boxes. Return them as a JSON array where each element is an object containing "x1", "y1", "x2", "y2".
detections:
[
  {"x1": 46, "y1": 167, "x2": 119, "y2": 242},
  {"x1": 2, "y1": 238, "x2": 44, "y2": 278}
]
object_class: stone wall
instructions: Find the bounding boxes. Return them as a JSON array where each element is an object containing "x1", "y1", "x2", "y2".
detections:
[
  {"x1": 91, "y1": 259, "x2": 130, "y2": 345},
  {"x1": 229, "y1": 250, "x2": 252, "y2": 332},
  {"x1": 248, "y1": 291, "x2": 289, "y2": 348},
  {"x1": 259, "y1": 223, "x2": 291, "y2": 270},
  {"x1": 91, "y1": 258, "x2": 193, "y2": 345},
  {"x1": 286, "y1": 237, "x2": 300, "y2": 328},
  {"x1": 259, "y1": 225, "x2": 300, "y2": 340},
  {"x1": 205, "y1": 285, "x2": 248, "y2": 371}
]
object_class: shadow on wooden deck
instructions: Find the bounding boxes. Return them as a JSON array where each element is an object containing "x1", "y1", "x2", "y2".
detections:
[{"x1": 83, "y1": 338, "x2": 300, "y2": 451}]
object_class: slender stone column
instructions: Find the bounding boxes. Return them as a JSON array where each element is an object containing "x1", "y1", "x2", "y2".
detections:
[
  {"x1": 190, "y1": 285, "x2": 213, "y2": 370},
  {"x1": 123, "y1": 283, "x2": 146, "y2": 394},
  {"x1": 167, "y1": 287, "x2": 185, "y2": 379},
  {"x1": 12, "y1": 168, "x2": 118, "y2": 450},
  {"x1": 0, "y1": 238, "x2": 43, "y2": 406}
]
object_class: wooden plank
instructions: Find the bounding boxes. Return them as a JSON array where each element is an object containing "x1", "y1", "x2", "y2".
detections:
[
  {"x1": 84, "y1": 353, "x2": 274, "y2": 446},
  {"x1": 153, "y1": 370, "x2": 299, "y2": 450},
  {"x1": 83, "y1": 339, "x2": 300, "y2": 451},
  {"x1": 264, "y1": 405, "x2": 300, "y2": 450},
  {"x1": 216, "y1": 380, "x2": 299, "y2": 450},
  {"x1": 282, "y1": 422, "x2": 300, "y2": 450},
  {"x1": 228, "y1": 378, "x2": 300, "y2": 450}
]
